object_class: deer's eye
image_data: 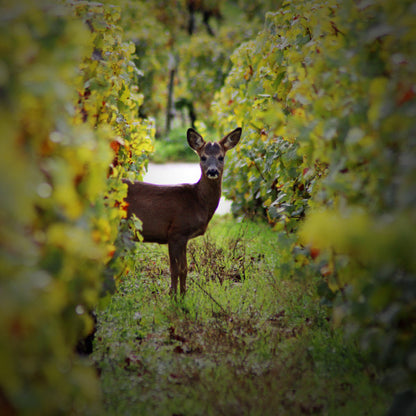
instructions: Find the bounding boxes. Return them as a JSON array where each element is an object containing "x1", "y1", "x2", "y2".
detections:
[
  {"x1": 218, "y1": 156, "x2": 224, "y2": 162},
  {"x1": 201, "y1": 156, "x2": 207, "y2": 162}
]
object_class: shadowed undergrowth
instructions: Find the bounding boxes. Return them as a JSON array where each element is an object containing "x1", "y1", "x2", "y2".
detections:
[{"x1": 92, "y1": 216, "x2": 390, "y2": 415}]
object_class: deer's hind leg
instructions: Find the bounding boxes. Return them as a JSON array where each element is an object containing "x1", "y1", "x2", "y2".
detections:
[{"x1": 168, "y1": 236, "x2": 188, "y2": 296}]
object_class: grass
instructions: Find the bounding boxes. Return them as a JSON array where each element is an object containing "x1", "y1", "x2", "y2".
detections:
[
  {"x1": 151, "y1": 126, "x2": 197, "y2": 163},
  {"x1": 92, "y1": 216, "x2": 391, "y2": 415}
]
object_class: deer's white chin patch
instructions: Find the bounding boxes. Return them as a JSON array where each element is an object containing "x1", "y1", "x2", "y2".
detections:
[{"x1": 207, "y1": 173, "x2": 219, "y2": 180}]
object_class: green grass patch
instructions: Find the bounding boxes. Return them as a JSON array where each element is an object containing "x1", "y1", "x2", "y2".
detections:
[
  {"x1": 93, "y1": 216, "x2": 391, "y2": 415},
  {"x1": 151, "y1": 127, "x2": 196, "y2": 163}
]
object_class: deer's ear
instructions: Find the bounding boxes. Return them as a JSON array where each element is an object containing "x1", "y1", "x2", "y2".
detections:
[
  {"x1": 220, "y1": 127, "x2": 242, "y2": 152},
  {"x1": 187, "y1": 128, "x2": 205, "y2": 152}
]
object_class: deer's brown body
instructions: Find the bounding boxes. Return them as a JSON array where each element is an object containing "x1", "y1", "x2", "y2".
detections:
[{"x1": 123, "y1": 127, "x2": 242, "y2": 295}]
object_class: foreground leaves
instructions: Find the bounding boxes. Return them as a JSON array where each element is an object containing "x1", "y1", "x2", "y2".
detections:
[
  {"x1": 0, "y1": 1, "x2": 153, "y2": 414},
  {"x1": 213, "y1": 0, "x2": 416, "y2": 405}
]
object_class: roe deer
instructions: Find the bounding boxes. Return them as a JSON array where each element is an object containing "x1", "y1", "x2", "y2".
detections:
[{"x1": 123, "y1": 127, "x2": 242, "y2": 295}]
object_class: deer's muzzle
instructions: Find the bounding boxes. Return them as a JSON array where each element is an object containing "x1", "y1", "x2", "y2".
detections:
[{"x1": 206, "y1": 168, "x2": 220, "y2": 179}]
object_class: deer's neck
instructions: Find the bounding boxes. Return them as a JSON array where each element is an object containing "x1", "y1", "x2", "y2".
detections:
[{"x1": 196, "y1": 173, "x2": 222, "y2": 218}]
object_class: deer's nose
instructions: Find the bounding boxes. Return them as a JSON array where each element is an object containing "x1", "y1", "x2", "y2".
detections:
[{"x1": 206, "y1": 168, "x2": 219, "y2": 179}]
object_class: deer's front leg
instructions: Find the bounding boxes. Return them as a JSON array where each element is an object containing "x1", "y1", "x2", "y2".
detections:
[{"x1": 168, "y1": 237, "x2": 188, "y2": 296}]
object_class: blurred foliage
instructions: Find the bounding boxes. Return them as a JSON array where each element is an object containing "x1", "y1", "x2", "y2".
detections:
[
  {"x1": 104, "y1": 0, "x2": 265, "y2": 135},
  {"x1": 0, "y1": 0, "x2": 153, "y2": 414},
  {"x1": 213, "y1": 0, "x2": 416, "y2": 406},
  {"x1": 236, "y1": 0, "x2": 283, "y2": 21},
  {"x1": 176, "y1": 12, "x2": 261, "y2": 128},
  {"x1": 107, "y1": 0, "x2": 187, "y2": 121}
]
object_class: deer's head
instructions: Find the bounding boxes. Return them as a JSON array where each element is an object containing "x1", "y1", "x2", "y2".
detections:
[{"x1": 187, "y1": 127, "x2": 242, "y2": 180}]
